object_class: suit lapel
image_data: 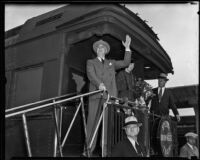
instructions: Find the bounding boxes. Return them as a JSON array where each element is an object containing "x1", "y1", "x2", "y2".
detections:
[
  {"x1": 126, "y1": 138, "x2": 138, "y2": 156},
  {"x1": 186, "y1": 144, "x2": 196, "y2": 155}
]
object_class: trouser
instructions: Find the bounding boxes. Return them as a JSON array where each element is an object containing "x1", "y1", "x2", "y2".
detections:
[{"x1": 86, "y1": 98, "x2": 108, "y2": 155}]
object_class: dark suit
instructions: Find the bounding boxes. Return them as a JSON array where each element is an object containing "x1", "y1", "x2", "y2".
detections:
[
  {"x1": 150, "y1": 87, "x2": 179, "y2": 116},
  {"x1": 111, "y1": 138, "x2": 145, "y2": 157},
  {"x1": 86, "y1": 51, "x2": 131, "y2": 154},
  {"x1": 116, "y1": 70, "x2": 136, "y2": 101}
]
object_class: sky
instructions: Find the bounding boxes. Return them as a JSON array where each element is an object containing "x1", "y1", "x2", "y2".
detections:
[{"x1": 5, "y1": 3, "x2": 199, "y2": 89}]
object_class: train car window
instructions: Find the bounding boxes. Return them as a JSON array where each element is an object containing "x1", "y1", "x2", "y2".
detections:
[{"x1": 12, "y1": 66, "x2": 43, "y2": 107}]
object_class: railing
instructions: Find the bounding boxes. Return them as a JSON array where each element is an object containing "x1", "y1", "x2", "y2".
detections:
[
  {"x1": 5, "y1": 90, "x2": 104, "y2": 157},
  {"x1": 6, "y1": 90, "x2": 177, "y2": 157}
]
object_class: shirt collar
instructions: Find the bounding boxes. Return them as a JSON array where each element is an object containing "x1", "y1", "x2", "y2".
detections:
[
  {"x1": 97, "y1": 57, "x2": 104, "y2": 62},
  {"x1": 127, "y1": 136, "x2": 138, "y2": 146},
  {"x1": 158, "y1": 87, "x2": 165, "y2": 92},
  {"x1": 187, "y1": 143, "x2": 194, "y2": 150}
]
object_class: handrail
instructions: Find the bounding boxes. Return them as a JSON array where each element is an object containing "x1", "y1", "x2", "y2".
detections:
[
  {"x1": 110, "y1": 96, "x2": 162, "y2": 118},
  {"x1": 6, "y1": 92, "x2": 77, "y2": 113},
  {"x1": 5, "y1": 90, "x2": 103, "y2": 118}
]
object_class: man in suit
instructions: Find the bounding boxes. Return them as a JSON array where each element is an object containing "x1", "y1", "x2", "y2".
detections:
[
  {"x1": 179, "y1": 132, "x2": 199, "y2": 159},
  {"x1": 149, "y1": 73, "x2": 180, "y2": 156},
  {"x1": 111, "y1": 115, "x2": 145, "y2": 157},
  {"x1": 116, "y1": 62, "x2": 136, "y2": 115},
  {"x1": 150, "y1": 73, "x2": 180, "y2": 119},
  {"x1": 86, "y1": 35, "x2": 132, "y2": 156}
]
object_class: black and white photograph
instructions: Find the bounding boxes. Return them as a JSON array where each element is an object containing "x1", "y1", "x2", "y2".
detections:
[{"x1": 5, "y1": 3, "x2": 199, "y2": 159}]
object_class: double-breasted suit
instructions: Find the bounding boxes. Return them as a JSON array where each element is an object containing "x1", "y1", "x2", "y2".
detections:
[{"x1": 86, "y1": 51, "x2": 131, "y2": 154}]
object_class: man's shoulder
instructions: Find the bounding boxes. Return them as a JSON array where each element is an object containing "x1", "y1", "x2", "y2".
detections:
[
  {"x1": 180, "y1": 144, "x2": 189, "y2": 150},
  {"x1": 87, "y1": 58, "x2": 97, "y2": 63}
]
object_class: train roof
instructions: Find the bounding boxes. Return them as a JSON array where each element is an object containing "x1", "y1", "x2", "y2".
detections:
[{"x1": 5, "y1": 4, "x2": 174, "y2": 77}]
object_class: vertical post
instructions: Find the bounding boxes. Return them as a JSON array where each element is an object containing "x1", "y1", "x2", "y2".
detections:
[
  {"x1": 101, "y1": 95, "x2": 110, "y2": 157},
  {"x1": 102, "y1": 103, "x2": 105, "y2": 157},
  {"x1": 53, "y1": 101, "x2": 63, "y2": 157},
  {"x1": 80, "y1": 97, "x2": 90, "y2": 157},
  {"x1": 22, "y1": 113, "x2": 32, "y2": 157},
  {"x1": 59, "y1": 105, "x2": 63, "y2": 138}
]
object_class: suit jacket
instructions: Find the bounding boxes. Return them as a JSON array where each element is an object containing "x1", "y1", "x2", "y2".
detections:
[
  {"x1": 116, "y1": 70, "x2": 136, "y2": 101},
  {"x1": 179, "y1": 143, "x2": 199, "y2": 159},
  {"x1": 111, "y1": 138, "x2": 145, "y2": 157},
  {"x1": 87, "y1": 51, "x2": 131, "y2": 99},
  {"x1": 150, "y1": 87, "x2": 179, "y2": 116}
]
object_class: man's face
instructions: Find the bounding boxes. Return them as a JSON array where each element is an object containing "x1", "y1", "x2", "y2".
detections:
[
  {"x1": 158, "y1": 78, "x2": 166, "y2": 87},
  {"x1": 187, "y1": 137, "x2": 196, "y2": 145},
  {"x1": 96, "y1": 44, "x2": 107, "y2": 57},
  {"x1": 125, "y1": 124, "x2": 140, "y2": 138}
]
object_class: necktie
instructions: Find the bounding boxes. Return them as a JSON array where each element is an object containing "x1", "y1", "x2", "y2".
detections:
[
  {"x1": 101, "y1": 58, "x2": 104, "y2": 64},
  {"x1": 135, "y1": 142, "x2": 143, "y2": 156},
  {"x1": 158, "y1": 88, "x2": 162, "y2": 102}
]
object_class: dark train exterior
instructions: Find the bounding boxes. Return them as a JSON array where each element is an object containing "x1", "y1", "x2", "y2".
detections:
[{"x1": 5, "y1": 4, "x2": 176, "y2": 159}]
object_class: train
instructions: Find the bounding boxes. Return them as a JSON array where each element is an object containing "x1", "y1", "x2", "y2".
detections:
[{"x1": 5, "y1": 4, "x2": 177, "y2": 159}]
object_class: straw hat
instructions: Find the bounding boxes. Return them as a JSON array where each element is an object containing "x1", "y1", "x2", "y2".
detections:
[
  {"x1": 93, "y1": 39, "x2": 110, "y2": 54},
  {"x1": 123, "y1": 116, "x2": 142, "y2": 128},
  {"x1": 185, "y1": 132, "x2": 198, "y2": 139}
]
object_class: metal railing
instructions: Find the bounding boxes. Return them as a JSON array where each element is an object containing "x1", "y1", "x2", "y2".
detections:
[
  {"x1": 5, "y1": 90, "x2": 104, "y2": 157},
  {"x1": 6, "y1": 90, "x2": 174, "y2": 157}
]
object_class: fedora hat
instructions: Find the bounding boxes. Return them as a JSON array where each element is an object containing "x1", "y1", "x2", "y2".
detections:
[
  {"x1": 158, "y1": 73, "x2": 169, "y2": 81},
  {"x1": 185, "y1": 132, "x2": 198, "y2": 139},
  {"x1": 93, "y1": 39, "x2": 110, "y2": 55},
  {"x1": 123, "y1": 116, "x2": 142, "y2": 128}
]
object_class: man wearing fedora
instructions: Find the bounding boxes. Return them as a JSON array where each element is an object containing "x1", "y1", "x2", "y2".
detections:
[
  {"x1": 150, "y1": 73, "x2": 180, "y2": 120},
  {"x1": 111, "y1": 115, "x2": 145, "y2": 157},
  {"x1": 179, "y1": 132, "x2": 199, "y2": 159},
  {"x1": 86, "y1": 35, "x2": 132, "y2": 156},
  {"x1": 149, "y1": 73, "x2": 180, "y2": 156}
]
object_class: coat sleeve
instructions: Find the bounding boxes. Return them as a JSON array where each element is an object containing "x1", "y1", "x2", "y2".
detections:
[
  {"x1": 168, "y1": 90, "x2": 179, "y2": 116},
  {"x1": 112, "y1": 51, "x2": 132, "y2": 70},
  {"x1": 86, "y1": 60, "x2": 102, "y2": 88},
  {"x1": 179, "y1": 146, "x2": 188, "y2": 158}
]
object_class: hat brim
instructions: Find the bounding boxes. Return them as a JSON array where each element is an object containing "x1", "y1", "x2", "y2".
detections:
[
  {"x1": 123, "y1": 121, "x2": 142, "y2": 128},
  {"x1": 185, "y1": 134, "x2": 198, "y2": 138},
  {"x1": 158, "y1": 76, "x2": 169, "y2": 81}
]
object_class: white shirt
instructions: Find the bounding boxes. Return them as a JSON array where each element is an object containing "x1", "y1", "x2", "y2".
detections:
[
  {"x1": 158, "y1": 87, "x2": 165, "y2": 97},
  {"x1": 97, "y1": 57, "x2": 104, "y2": 62},
  {"x1": 187, "y1": 143, "x2": 194, "y2": 150},
  {"x1": 127, "y1": 137, "x2": 138, "y2": 153}
]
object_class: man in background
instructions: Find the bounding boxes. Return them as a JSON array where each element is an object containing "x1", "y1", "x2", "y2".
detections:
[
  {"x1": 179, "y1": 132, "x2": 199, "y2": 159},
  {"x1": 149, "y1": 73, "x2": 180, "y2": 155}
]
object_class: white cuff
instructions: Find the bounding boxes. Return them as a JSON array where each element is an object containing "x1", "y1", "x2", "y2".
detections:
[{"x1": 125, "y1": 48, "x2": 131, "y2": 52}]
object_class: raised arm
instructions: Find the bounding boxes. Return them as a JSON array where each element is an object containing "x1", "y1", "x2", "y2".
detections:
[{"x1": 113, "y1": 35, "x2": 132, "y2": 70}]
